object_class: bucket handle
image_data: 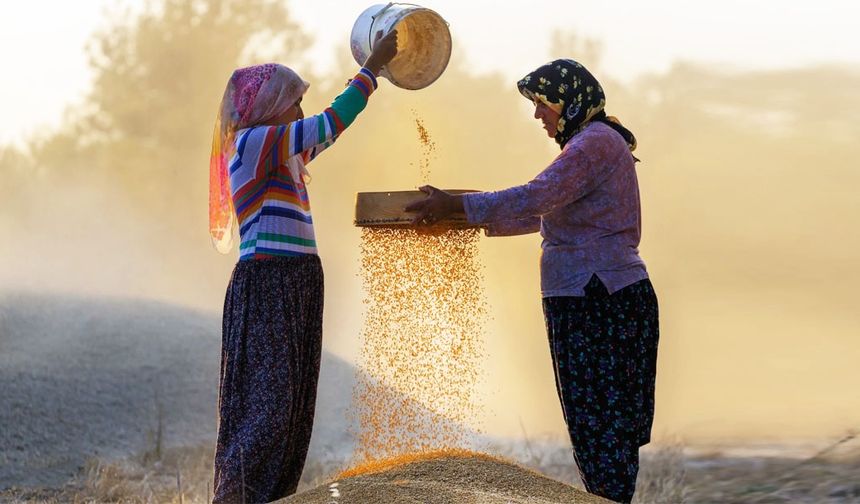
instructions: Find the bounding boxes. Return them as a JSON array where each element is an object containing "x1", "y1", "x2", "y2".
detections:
[
  {"x1": 389, "y1": 3, "x2": 451, "y2": 26},
  {"x1": 369, "y1": 2, "x2": 395, "y2": 49},
  {"x1": 370, "y1": 2, "x2": 395, "y2": 21},
  {"x1": 368, "y1": 2, "x2": 451, "y2": 49}
]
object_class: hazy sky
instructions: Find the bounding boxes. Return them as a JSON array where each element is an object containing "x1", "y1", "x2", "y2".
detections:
[{"x1": 2, "y1": 0, "x2": 858, "y2": 146}]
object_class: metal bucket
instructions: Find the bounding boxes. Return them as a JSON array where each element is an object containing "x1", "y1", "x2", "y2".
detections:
[{"x1": 350, "y1": 3, "x2": 452, "y2": 90}]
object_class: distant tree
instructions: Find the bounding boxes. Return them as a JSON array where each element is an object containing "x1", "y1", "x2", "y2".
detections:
[
  {"x1": 548, "y1": 30, "x2": 604, "y2": 73},
  {"x1": 29, "y1": 0, "x2": 310, "y2": 230},
  {"x1": 0, "y1": 145, "x2": 33, "y2": 221}
]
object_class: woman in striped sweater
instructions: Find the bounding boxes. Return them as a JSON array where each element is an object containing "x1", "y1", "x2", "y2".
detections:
[{"x1": 208, "y1": 30, "x2": 398, "y2": 503}]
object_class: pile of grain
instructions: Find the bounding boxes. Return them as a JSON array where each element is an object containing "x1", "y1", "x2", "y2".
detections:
[{"x1": 282, "y1": 453, "x2": 614, "y2": 504}]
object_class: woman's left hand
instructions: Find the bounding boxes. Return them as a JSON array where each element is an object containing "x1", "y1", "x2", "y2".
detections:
[
  {"x1": 365, "y1": 30, "x2": 399, "y2": 76},
  {"x1": 404, "y1": 185, "x2": 464, "y2": 226}
]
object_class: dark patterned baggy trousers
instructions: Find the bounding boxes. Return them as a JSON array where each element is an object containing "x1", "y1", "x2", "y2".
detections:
[
  {"x1": 543, "y1": 275, "x2": 659, "y2": 504},
  {"x1": 214, "y1": 255, "x2": 324, "y2": 504}
]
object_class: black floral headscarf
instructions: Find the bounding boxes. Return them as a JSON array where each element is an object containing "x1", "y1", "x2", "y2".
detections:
[{"x1": 517, "y1": 59, "x2": 637, "y2": 156}]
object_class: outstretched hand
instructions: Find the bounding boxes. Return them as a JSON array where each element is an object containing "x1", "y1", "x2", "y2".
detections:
[
  {"x1": 404, "y1": 185, "x2": 464, "y2": 226},
  {"x1": 364, "y1": 29, "x2": 399, "y2": 76}
]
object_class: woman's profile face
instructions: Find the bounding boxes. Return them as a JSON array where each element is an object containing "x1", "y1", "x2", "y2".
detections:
[
  {"x1": 533, "y1": 101, "x2": 560, "y2": 138},
  {"x1": 270, "y1": 97, "x2": 304, "y2": 125}
]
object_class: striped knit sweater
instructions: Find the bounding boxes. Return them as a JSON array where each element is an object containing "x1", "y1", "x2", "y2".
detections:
[{"x1": 229, "y1": 68, "x2": 377, "y2": 260}]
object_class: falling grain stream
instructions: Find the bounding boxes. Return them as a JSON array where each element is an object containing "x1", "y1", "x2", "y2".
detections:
[{"x1": 350, "y1": 116, "x2": 488, "y2": 464}]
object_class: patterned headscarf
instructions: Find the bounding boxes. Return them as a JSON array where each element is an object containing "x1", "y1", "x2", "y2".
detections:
[
  {"x1": 517, "y1": 59, "x2": 637, "y2": 155},
  {"x1": 209, "y1": 64, "x2": 309, "y2": 253}
]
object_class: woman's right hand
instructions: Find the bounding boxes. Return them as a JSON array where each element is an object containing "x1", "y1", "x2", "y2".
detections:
[
  {"x1": 364, "y1": 30, "x2": 399, "y2": 76},
  {"x1": 405, "y1": 185, "x2": 465, "y2": 226}
]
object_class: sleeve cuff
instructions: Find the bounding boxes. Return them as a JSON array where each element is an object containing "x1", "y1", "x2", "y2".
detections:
[
  {"x1": 358, "y1": 67, "x2": 379, "y2": 90},
  {"x1": 347, "y1": 68, "x2": 378, "y2": 101}
]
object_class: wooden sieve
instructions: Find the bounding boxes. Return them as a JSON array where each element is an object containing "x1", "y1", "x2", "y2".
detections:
[{"x1": 354, "y1": 190, "x2": 480, "y2": 228}]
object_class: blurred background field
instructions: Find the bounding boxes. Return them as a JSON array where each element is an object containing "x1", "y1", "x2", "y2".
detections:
[{"x1": 1, "y1": 294, "x2": 857, "y2": 502}]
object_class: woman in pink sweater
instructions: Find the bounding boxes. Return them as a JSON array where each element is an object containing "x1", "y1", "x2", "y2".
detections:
[{"x1": 407, "y1": 59, "x2": 659, "y2": 504}]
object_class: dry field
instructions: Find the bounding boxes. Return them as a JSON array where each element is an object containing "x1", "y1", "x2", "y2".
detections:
[
  {"x1": 2, "y1": 439, "x2": 858, "y2": 503},
  {"x1": 2, "y1": 294, "x2": 857, "y2": 503}
]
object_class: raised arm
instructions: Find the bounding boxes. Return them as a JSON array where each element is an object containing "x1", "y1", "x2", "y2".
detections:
[
  {"x1": 252, "y1": 30, "x2": 398, "y2": 167},
  {"x1": 292, "y1": 68, "x2": 379, "y2": 164}
]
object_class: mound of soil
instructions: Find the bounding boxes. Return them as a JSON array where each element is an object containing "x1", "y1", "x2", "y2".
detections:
[{"x1": 0, "y1": 292, "x2": 360, "y2": 489}]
